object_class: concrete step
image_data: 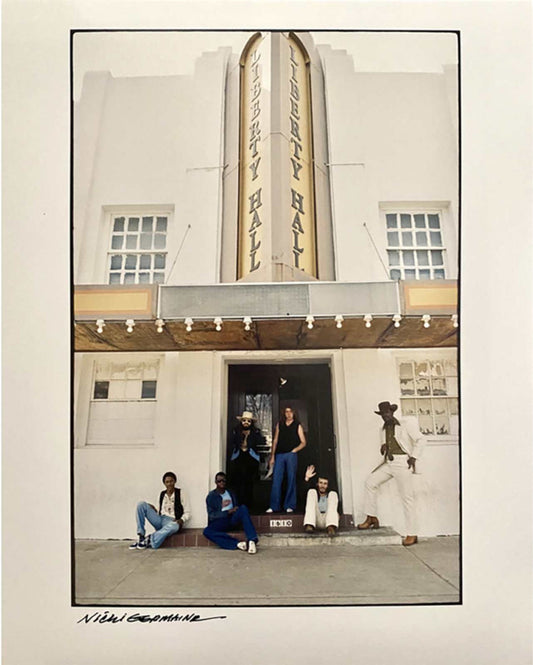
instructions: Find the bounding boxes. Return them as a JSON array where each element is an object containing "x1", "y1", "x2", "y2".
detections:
[
  {"x1": 163, "y1": 525, "x2": 401, "y2": 548},
  {"x1": 260, "y1": 527, "x2": 402, "y2": 547}
]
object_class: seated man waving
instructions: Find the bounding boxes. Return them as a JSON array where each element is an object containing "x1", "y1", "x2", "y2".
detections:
[{"x1": 303, "y1": 465, "x2": 339, "y2": 537}]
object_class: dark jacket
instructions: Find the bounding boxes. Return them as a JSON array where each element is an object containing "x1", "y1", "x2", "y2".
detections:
[
  {"x1": 206, "y1": 488, "x2": 239, "y2": 523},
  {"x1": 158, "y1": 488, "x2": 184, "y2": 521},
  {"x1": 230, "y1": 425, "x2": 264, "y2": 461}
]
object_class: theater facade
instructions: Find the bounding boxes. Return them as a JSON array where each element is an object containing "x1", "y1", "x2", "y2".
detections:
[{"x1": 73, "y1": 31, "x2": 459, "y2": 539}]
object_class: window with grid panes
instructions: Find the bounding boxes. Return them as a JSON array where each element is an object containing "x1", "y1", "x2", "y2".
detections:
[
  {"x1": 87, "y1": 358, "x2": 160, "y2": 446},
  {"x1": 108, "y1": 214, "x2": 168, "y2": 284},
  {"x1": 386, "y1": 212, "x2": 446, "y2": 280},
  {"x1": 397, "y1": 359, "x2": 458, "y2": 437}
]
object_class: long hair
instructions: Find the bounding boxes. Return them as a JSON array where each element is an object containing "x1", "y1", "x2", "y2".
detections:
[{"x1": 278, "y1": 405, "x2": 299, "y2": 427}]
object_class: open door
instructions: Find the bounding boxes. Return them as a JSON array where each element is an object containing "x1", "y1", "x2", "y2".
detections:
[{"x1": 227, "y1": 363, "x2": 338, "y2": 512}]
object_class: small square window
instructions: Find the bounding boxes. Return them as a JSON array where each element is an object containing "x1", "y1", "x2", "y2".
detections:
[
  {"x1": 141, "y1": 380, "x2": 157, "y2": 399},
  {"x1": 125, "y1": 255, "x2": 137, "y2": 269},
  {"x1": 94, "y1": 381, "x2": 109, "y2": 399},
  {"x1": 113, "y1": 217, "x2": 125, "y2": 232},
  {"x1": 139, "y1": 255, "x2": 152, "y2": 269},
  {"x1": 386, "y1": 214, "x2": 397, "y2": 229},
  {"x1": 128, "y1": 217, "x2": 140, "y2": 232}
]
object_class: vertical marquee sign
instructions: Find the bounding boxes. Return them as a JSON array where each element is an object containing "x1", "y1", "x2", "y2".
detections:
[
  {"x1": 238, "y1": 33, "x2": 265, "y2": 279},
  {"x1": 238, "y1": 33, "x2": 318, "y2": 280},
  {"x1": 286, "y1": 33, "x2": 317, "y2": 277}
]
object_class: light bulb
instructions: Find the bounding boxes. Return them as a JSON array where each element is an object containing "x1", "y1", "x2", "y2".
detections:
[{"x1": 335, "y1": 315, "x2": 344, "y2": 329}]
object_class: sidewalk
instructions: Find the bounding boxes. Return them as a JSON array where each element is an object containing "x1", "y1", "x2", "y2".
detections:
[{"x1": 75, "y1": 536, "x2": 460, "y2": 606}]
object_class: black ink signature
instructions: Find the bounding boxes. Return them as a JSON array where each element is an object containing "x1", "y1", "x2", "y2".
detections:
[{"x1": 77, "y1": 610, "x2": 227, "y2": 624}]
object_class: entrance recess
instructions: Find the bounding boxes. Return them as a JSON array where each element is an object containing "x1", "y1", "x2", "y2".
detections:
[{"x1": 227, "y1": 363, "x2": 338, "y2": 513}]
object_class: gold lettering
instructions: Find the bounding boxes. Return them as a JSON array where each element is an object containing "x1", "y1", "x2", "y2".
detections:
[
  {"x1": 289, "y1": 44, "x2": 298, "y2": 65},
  {"x1": 290, "y1": 158, "x2": 303, "y2": 181},
  {"x1": 249, "y1": 157, "x2": 261, "y2": 180},
  {"x1": 292, "y1": 211, "x2": 305, "y2": 234},
  {"x1": 249, "y1": 231, "x2": 261, "y2": 253},
  {"x1": 251, "y1": 80, "x2": 261, "y2": 102},
  {"x1": 250, "y1": 252, "x2": 261, "y2": 272},
  {"x1": 291, "y1": 138, "x2": 303, "y2": 160},
  {"x1": 290, "y1": 117, "x2": 302, "y2": 142},
  {"x1": 289, "y1": 79, "x2": 300, "y2": 101},
  {"x1": 291, "y1": 189, "x2": 305, "y2": 214},
  {"x1": 290, "y1": 62, "x2": 298, "y2": 82},
  {"x1": 290, "y1": 97, "x2": 299, "y2": 119},
  {"x1": 249, "y1": 188, "x2": 262, "y2": 213},
  {"x1": 250, "y1": 99, "x2": 261, "y2": 121},
  {"x1": 248, "y1": 210, "x2": 262, "y2": 232}
]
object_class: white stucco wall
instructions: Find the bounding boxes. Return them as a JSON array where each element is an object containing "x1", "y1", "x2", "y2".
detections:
[
  {"x1": 74, "y1": 347, "x2": 459, "y2": 539},
  {"x1": 74, "y1": 48, "x2": 230, "y2": 287},
  {"x1": 341, "y1": 347, "x2": 459, "y2": 536},
  {"x1": 319, "y1": 47, "x2": 459, "y2": 283},
  {"x1": 75, "y1": 351, "x2": 217, "y2": 538}
]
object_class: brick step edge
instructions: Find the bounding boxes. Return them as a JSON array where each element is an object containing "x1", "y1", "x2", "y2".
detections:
[{"x1": 162, "y1": 526, "x2": 398, "y2": 548}]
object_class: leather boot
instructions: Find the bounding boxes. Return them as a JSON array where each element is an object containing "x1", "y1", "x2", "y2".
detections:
[
  {"x1": 402, "y1": 535, "x2": 418, "y2": 546},
  {"x1": 357, "y1": 515, "x2": 380, "y2": 530},
  {"x1": 304, "y1": 524, "x2": 315, "y2": 533},
  {"x1": 327, "y1": 525, "x2": 337, "y2": 537}
]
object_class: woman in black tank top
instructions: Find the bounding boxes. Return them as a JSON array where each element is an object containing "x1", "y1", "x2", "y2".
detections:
[{"x1": 266, "y1": 406, "x2": 307, "y2": 513}]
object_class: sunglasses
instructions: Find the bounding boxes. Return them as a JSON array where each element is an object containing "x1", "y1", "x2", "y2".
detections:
[{"x1": 216, "y1": 478, "x2": 226, "y2": 483}]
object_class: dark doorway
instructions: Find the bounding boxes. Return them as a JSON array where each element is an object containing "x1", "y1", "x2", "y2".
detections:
[{"x1": 227, "y1": 363, "x2": 338, "y2": 513}]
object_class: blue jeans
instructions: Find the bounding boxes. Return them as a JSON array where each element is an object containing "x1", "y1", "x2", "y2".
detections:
[
  {"x1": 269, "y1": 451, "x2": 298, "y2": 511},
  {"x1": 203, "y1": 505, "x2": 258, "y2": 550},
  {"x1": 136, "y1": 501, "x2": 181, "y2": 549}
]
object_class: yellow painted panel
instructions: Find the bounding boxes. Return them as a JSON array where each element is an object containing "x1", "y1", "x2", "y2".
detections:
[
  {"x1": 407, "y1": 286, "x2": 457, "y2": 308},
  {"x1": 74, "y1": 290, "x2": 151, "y2": 315}
]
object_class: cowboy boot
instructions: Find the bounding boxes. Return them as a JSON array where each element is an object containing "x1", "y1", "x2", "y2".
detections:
[
  {"x1": 402, "y1": 535, "x2": 418, "y2": 546},
  {"x1": 357, "y1": 515, "x2": 380, "y2": 530}
]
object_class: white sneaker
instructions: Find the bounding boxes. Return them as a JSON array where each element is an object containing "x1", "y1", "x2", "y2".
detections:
[
  {"x1": 286, "y1": 508, "x2": 294, "y2": 513},
  {"x1": 266, "y1": 508, "x2": 273, "y2": 513},
  {"x1": 248, "y1": 541, "x2": 257, "y2": 555},
  {"x1": 236, "y1": 541, "x2": 247, "y2": 551}
]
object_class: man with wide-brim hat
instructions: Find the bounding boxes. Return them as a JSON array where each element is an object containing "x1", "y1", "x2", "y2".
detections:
[
  {"x1": 228, "y1": 410, "x2": 265, "y2": 509},
  {"x1": 357, "y1": 401, "x2": 426, "y2": 546}
]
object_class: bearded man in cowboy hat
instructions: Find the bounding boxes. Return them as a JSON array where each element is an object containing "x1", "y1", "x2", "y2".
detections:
[
  {"x1": 357, "y1": 401, "x2": 426, "y2": 546},
  {"x1": 228, "y1": 410, "x2": 265, "y2": 508}
]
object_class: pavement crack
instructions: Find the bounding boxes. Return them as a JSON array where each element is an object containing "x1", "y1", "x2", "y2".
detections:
[
  {"x1": 404, "y1": 549, "x2": 460, "y2": 591},
  {"x1": 101, "y1": 549, "x2": 158, "y2": 600}
]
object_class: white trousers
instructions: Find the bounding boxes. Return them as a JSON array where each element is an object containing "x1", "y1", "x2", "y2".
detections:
[
  {"x1": 304, "y1": 489, "x2": 339, "y2": 529},
  {"x1": 363, "y1": 458, "x2": 418, "y2": 535}
]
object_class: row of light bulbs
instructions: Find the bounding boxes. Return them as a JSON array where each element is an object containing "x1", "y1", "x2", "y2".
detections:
[{"x1": 95, "y1": 314, "x2": 459, "y2": 334}]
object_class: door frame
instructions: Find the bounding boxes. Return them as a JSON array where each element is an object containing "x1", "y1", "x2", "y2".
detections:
[{"x1": 209, "y1": 349, "x2": 354, "y2": 515}]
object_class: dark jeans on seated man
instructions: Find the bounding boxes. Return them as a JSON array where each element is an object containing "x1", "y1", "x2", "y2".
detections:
[
  {"x1": 203, "y1": 473, "x2": 259, "y2": 553},
  {"x1": 203, "y1": 505, "x2": 258, "y2": 550}
]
